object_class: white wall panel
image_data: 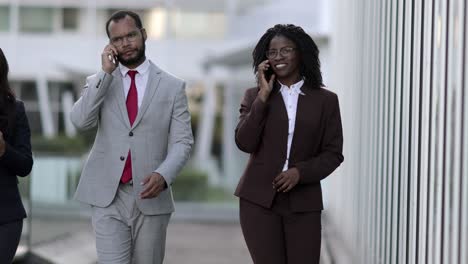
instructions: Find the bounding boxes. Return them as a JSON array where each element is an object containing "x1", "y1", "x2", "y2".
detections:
[{"x1": 329, "y1": 0, "x2": 467, "y2": 262}]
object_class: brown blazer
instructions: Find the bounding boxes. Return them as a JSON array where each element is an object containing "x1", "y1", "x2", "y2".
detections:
[{"x1": 234, "y1": 84, "x2": 344, "y2": 212}]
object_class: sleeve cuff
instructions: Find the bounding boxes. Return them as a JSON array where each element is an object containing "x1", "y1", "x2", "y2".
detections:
[
  {"x1": 155, "y1": 169, "x2": 171, "y2": 188},
  {"x1": 250, "y1": 96, "x2": 268, "y2": 122}
]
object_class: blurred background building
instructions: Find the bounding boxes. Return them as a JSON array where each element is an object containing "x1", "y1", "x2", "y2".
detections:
[
  {"x1": 0, "y1": 0, "x2": 467, "y2": 263},
  {"x1": 0, "y1": 0, "x2": 330, "y2": 189}
]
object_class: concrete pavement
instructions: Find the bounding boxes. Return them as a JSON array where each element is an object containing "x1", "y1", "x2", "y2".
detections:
[{"x1": 16, "y1": 202, "x2": 343, "y2": 263}]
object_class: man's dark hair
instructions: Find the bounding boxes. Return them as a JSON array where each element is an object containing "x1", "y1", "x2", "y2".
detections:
[
  {"x1": 105, "y1": 10, "x2": 143, "y2": 38},
  {"x1": 252, "y1": 24, "x2": 324, "y2": 89}
]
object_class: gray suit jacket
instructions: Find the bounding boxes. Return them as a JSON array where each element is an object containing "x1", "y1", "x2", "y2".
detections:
[{"x1": 70, "y1": 62, "x2": 193, "y2": 215}]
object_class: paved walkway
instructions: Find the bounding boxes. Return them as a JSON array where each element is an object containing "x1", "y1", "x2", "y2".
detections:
[
  {"x1": 18, "y1": 203, "x2": 343, "y2": 263},
  {"x1": 168, "y1": 222, "x2": 251, "y2": 264},
  {"x1": 29, "y1": 219, "x2": 252, "y2": 264}
]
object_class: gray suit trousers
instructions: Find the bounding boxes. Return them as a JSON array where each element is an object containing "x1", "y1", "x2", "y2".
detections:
[{"x1": 91, "y1": 183, "x2": 171, "y2": 264}]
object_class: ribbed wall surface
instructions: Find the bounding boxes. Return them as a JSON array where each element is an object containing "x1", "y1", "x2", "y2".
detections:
[{"x1": 328, "y1": 0, "x2": 467, "y2": 263}]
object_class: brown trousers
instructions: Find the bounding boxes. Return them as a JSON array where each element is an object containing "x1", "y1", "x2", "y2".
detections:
[{"x1": 239, "y1": 193, "x2": 321, "y2": 264}]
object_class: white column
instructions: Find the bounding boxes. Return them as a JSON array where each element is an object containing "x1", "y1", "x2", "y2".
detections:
[
  {"x1": 164, "y1": 0, "x2": 174, "y2": 39},
  {"x1": 193, "y1": 74, "x2": 219, "y2": 185},
  {"x1": 10, "y1": 0, "x2": 19, "y2": 34},
  {"x1": 225, "y1": 0, "x2": 238, "y2": 37},
  {"x1": 84, "y1": 0, "x2": 98, "y2": 36},
  {"x1": 195, "y1": 77, "x2": 216, "y2": 161},
  {"x1": 36, "y1": 75, "x2": 56, "y2": 138},
  {"x1": 222, "y1": 81, "x2": 237, "y2": 187}
]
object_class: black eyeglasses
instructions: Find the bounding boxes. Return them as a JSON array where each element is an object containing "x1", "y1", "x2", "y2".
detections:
[
  {"x1": 110, "y1": 29, "x2": 142, "y2": 47},
  {"x1": 265, "y1": 47, "x2": 296, "y2": 59}
]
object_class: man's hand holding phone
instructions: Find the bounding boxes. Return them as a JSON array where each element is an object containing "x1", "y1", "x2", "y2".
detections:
[
  {"x1": 102, "y1": 44, "x2": 119, "y2": 74},
  {"x1": 257, "y1": 60, "x2": 276, "y2": 103}
]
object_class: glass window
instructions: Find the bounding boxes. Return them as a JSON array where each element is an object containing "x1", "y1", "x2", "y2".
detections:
[
  {"x1": 62, "y1": 8, "x2": 79, "y2": 30},
  {"x1": 19, "y1": 81, "x2": 39, "y2": 101},
  {"x1": 0, "y1": 6, "x2": 10, "y2": 31},
  {"x1": 19, "y1": 7, "x2": 53, "y2": 33}
]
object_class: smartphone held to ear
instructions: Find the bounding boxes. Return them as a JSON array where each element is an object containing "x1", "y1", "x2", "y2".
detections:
[
  {"x1": 108, "y1": 54, "x2": 118, "y2": 65},
  {"x1": 264, "y1": 62, "x2": 274, "y2": 81}
]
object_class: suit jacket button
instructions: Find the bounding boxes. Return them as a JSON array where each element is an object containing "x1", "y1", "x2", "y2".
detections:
[
  {"x1": 120, "y1": 156, "x2": 125, "y2": 161},
  {"x1": 129, "y1": 132, "x2": 134, "y2": 137}
]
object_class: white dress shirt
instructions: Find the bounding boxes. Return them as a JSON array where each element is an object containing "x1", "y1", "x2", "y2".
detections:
[
  {"x1": 119, "y1": 59, "x2": 151, "y2": 108},
  {"x1": 279, "y1": 79, "x2": 305, "y2": 172}
]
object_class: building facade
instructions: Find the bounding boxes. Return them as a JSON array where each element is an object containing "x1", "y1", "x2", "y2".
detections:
[{"x1": 0, "y1": 0, "x2": 267, "y2": 137}]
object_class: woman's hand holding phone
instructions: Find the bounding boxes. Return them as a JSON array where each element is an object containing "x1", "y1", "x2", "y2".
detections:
[
  {"x1": 102, "y1": 44, "x2": 119, "y2": 74},
  {"x1": 258, "y1": 60, "x2": 275, "y2": 103}
]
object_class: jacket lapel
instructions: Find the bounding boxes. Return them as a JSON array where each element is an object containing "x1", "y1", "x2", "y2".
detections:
[
  {"x1": 131, "y1": 63, "x2": 162, "y2": 128},
  {"x1": 269, "y1": 88, "x2": 289, "y2": 159},
  {"x1": 289, "y1": 86, "x2": 311, "y2": 160},
  {"x1": 111, "y1": 71, "x2": 131, "y2": 129}
]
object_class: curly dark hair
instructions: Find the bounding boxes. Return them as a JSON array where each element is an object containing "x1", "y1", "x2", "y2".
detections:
[
  {"x1": 0, "y1": 48, "x2": 14, "y2": 104},
  {"x1": 0, "y1": 48, "x2": 15, "y2": 134},
  {"x1": 252, "y1": 24, "x2": 324, "y2": 89}
]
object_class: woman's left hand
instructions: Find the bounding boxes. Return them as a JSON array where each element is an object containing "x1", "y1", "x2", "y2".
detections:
[
  {"x1": 273, "y1": 168, "x2": 300, "y2": 192},
  {"x1": 0, "y1": 131, "x2": 5, "y2": 157}
]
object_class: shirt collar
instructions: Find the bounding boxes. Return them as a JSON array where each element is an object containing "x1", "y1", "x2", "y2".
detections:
[
  {"x1": 119, "y1": 59, "x2": 151, "y2": 77},
  {"x1": 278, "y1": 79, "x2": 305, "y2": 95}
]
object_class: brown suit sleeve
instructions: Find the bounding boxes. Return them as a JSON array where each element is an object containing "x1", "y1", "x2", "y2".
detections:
[
  {"x1": 295, "y1": 92, "x2": 344, "y2": 183},
  {"x1": 235, "y1": 88, "x2": 268, "y2": 153}
]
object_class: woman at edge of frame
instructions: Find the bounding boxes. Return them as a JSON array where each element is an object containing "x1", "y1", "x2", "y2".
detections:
[{"x1": 0, "y1": 48, "x2": 34, "y2": 263}]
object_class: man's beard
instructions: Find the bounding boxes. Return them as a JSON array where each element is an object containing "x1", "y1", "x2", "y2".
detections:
[{"x1": 118, "y1": 42, "x2": 146, "y2": 66}]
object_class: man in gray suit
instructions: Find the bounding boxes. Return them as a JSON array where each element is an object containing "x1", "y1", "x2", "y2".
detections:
[{"x1": 70, "y1": 10, "x2": 193, "y2": 264}]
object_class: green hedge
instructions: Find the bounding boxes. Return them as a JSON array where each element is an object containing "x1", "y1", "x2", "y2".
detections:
[
  {"x1": 172, "y1": 167, "x2": 232, "y2": 202},
  {"x1": 31, "y1": 129, "x2": 96, "y2": 154}
]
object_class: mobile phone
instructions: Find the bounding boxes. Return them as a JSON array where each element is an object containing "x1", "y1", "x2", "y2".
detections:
[
  {"x1": 264, "y1": 62, "x2": 274, "y2": 81},
  {"x1": 108, "y1": 54, "x2": 118, "y2": 65}
]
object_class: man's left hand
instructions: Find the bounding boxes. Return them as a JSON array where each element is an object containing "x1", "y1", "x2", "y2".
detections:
[
  {"x1": 273, "y1": 167, "x2": 300, "y2": 192},
  {"x1": 140, "y1": 172, "x2": 167, "y2": 199}
]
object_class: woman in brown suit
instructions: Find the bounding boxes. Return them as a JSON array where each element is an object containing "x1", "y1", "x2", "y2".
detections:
[{"x1": 235, "y1": 24, "x2": 344, "y2": 264}]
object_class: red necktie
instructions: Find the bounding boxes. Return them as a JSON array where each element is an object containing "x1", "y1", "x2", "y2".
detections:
[{"x1": 120, "y1": 70, "x2": 138, "y2": 183}]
